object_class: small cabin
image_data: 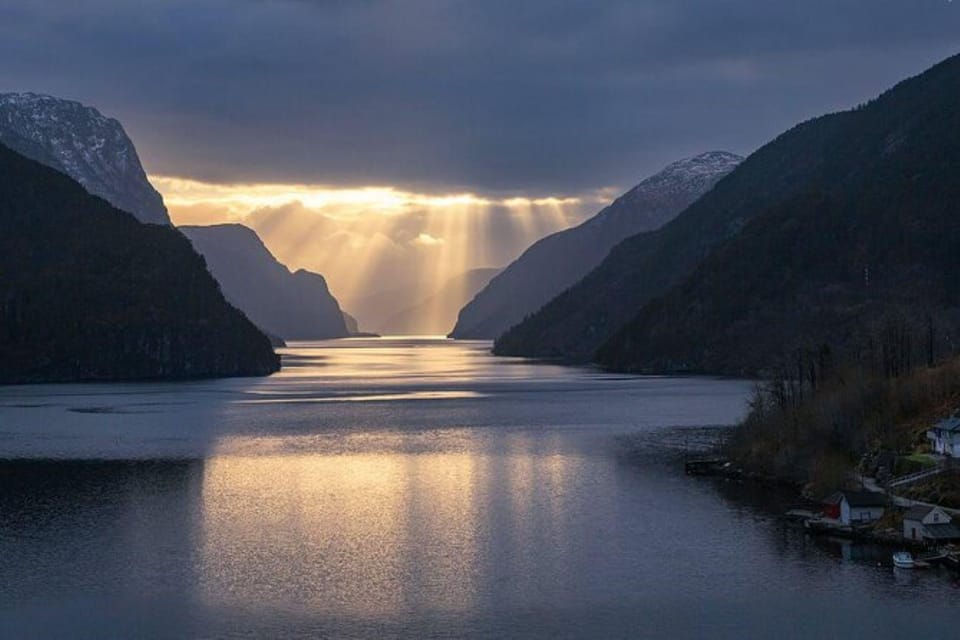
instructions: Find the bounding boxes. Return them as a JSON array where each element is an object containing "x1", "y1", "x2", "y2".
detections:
[
  {"x1": 902, "y1": 505, "x2": 960, "y2": 543},
  {"x1": 822, "y1": 493, "x2": 842, "y2": 520},
  {"x1": 927, "y1": 414, "x2": 960, "y2": 458},
  {"x1": 825, "y1": 491, "x2": 886, "y2": 526}
]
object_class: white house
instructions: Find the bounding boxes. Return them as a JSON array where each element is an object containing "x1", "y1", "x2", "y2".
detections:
[
  {"x1": 902, "y1": 505, "x2": 960, "y2": 543},
  {"x1": 830, "y1": 491, "x2": 886, "y2": 526},
  {"x1": 927, "y1": 414, "x2": 960, "y2": 458}
]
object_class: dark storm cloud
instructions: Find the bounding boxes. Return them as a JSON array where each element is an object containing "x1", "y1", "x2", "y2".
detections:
[{"x1": 1, "y1": 0, "x2": 958, "y2": 193}]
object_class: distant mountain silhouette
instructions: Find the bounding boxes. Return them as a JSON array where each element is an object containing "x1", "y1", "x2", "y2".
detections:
[
  {"x1": 378, "y1": 268, "x2": 500, "y2": 335},
  {"x1": 181, "y1": 224, "x2": 349, "y2": 340},
  {"x1": 342, "y1": 281, "x2": 427, "y2": 334},
  {"x1": 0, "y1": 142, "x2": 278, "y2": 383},
  {"x1": 450, "y1": 152, "x2": 740, "y2": 340},
  {"x1": 342, "y1": 311, "x2": 360, "y2": 334},
  {"x1": 0, "y1": 92, "x2": 169, "y2": 225}
]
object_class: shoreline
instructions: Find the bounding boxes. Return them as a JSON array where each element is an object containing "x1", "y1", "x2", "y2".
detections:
[{"x1": 686, "y1": 454, "x2": 960, "y2": 568}]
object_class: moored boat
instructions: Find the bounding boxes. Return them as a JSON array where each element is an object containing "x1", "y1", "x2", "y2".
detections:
[{"x1": 892, "y1": 551, "x2": 915, "y2": 569}]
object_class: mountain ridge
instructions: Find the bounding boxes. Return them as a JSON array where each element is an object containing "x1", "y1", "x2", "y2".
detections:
[
  {"x1": 450, "y1": 152, "x2": 741, "y2": 340},
  {"x1": 596, "y1": 52, "x2": 960, "y2": 374},
  {"x1": 0, "y1": 142, "x2": 278, "y2": 383},
  {"x1": 180, "y1": 224, "x2": 350, "y2": 340},
  {"x1": 493, "y1": 114, "x2": 862, "y2": 361},
  {"x1": 0, "y1": 92, "x2": 169, "y2": 225}
]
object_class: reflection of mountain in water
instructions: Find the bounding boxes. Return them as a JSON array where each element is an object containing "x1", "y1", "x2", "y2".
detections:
[{"x1": 0, "y1": 460, "x2": 205, "y2": 636}]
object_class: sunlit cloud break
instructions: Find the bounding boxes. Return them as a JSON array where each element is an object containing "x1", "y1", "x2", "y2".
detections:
[
  {"x1": 153, "y1": 175, "x2": 609, "y2": 331},
  {"x1": 151, "y1": 175, "x2": 589, "y2": 221}
]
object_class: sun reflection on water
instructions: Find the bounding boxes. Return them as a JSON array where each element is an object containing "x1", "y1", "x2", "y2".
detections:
[{"x1": 195, "y1": 444, "x2": 583, "y2": 617}]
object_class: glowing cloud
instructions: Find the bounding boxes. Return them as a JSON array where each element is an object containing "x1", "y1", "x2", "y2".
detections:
[
  {"x1": 153, "y1": 175, "x2": 609, "y2": 333},
  {"x1": 413, "y1": 233, "x2": 444, "y2": 246}
]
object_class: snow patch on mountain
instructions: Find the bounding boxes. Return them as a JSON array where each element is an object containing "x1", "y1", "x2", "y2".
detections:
[
  {"x1": 0, "y1": 92, "x2": 169, "y2": 224},
  {"x1": 449, "y1": 151, "x2": 743, "y2": 339},
  {"x1": 619, "y1": 151, "x2": 743, "y2": 207}
]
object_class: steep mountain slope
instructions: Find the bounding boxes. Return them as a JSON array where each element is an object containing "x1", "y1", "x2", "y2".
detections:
[
  {"x1": 0, "y1": 92, "x2": 169, "y2": 225},
  {"x1": 450, "y1": 152, "x2": 741, "y2": 339},
  {"x1": 494, "y1": 101, "x2": 876, "y2": 361},
  {"x1": 0, "y1": 143, "x2": 278, "y2": 383},
  {"x1": 378, "y1": 268, "x2": 500, "y2": 335},
  {"x1": 180, "y1": 224, "x2": 349, "y2": 340},
  {"x1": 597, "y1": 54, "x2": 960, "y2": 374}
]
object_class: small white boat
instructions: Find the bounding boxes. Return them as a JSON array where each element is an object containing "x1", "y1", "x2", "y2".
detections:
[{"x1": 892, "y1": 551, "x2": 915, "y2": 569}]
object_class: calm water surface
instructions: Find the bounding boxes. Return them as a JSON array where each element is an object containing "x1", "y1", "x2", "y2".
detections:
[{"x1": 0, "y1": 338, "x2": 958, "y2": 639}]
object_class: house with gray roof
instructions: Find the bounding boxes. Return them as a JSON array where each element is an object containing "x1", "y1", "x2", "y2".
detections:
[
  {"x1": 902, "y1": 505, "x2": 960, "y2": 543},
  {"x1": 928, "y1": 414, "x2": 960, "y2": 458},
  {"x1": 824, "y1": 491, "x2": 887, "y2": 526}
]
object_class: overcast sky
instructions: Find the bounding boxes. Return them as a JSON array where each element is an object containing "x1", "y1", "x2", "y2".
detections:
[{"x1": 1, "y1": 0, "x2": 958, "y2": 196}]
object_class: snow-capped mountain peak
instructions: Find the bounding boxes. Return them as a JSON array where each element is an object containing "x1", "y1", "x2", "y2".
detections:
[
  {"x1": 621, "y1": 151, "x2": 743, "y2": 205},
  {"x1": 588, "y1": 151, "x2": 742, "y2": 231},
  {"x1": 0, "y1": 92, "x2": 169, "y2": 224}
]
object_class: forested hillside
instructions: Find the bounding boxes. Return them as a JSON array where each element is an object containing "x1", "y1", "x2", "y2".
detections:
[
  {"x1": 598, "y1": 53, "x2": 960, "y2": 375},
  {"x1": 0, "y1": 143, "x2": 279, "y2": 383}
]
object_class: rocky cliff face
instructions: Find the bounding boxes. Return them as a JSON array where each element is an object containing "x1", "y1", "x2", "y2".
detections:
[
  {"x1": 0, "y1": 93, "x2": 169, "y2": 225},
  {"x1": 449, "y1": 152, "x2": 741, "y2": 340},
  {"x1": 0, "y1": 142, "x2": 278, "y2": 383},
  {"x1": 181, "y1": 224, "x2": 349, "y2": 340}
]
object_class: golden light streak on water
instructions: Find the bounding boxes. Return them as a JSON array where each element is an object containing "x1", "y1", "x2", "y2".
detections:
[
  {"x1": 194, "y1": 430, "x2": 586, "y2": 619},
  {"x1": 195, "y1": 448, "x2": 577, "y2": 616}
]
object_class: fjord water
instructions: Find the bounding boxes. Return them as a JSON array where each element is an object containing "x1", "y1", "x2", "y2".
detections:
[{"x1": 0, "y1": 339, "x2": 956, "y2": 639}]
